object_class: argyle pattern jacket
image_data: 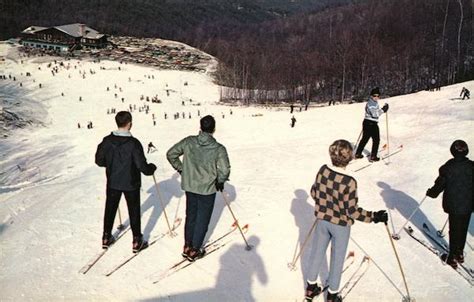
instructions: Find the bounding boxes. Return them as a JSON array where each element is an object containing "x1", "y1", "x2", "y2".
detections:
[{"x1": 310, "y1": 165, "x2": 374, "y2": 226}]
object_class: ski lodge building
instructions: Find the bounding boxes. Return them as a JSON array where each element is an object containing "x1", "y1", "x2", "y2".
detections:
[{"x1": 20, "y1": 23, "x2": 107, "y2": 52}]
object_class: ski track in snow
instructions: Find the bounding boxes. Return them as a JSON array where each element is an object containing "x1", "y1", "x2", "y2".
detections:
[{"x1": 0, "y1": 42, "x2": 473, "y2": 301}]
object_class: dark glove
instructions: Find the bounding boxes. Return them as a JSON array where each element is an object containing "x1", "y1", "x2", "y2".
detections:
[
  {"x1": 373, "y1": 210, "x2": 388, "y2": 224},
  {"x1": 177, "y1": 169, "x2": 182, "y2": 175},
  {"x1": 382, "y1": 103, "x2": 389, "y2": 113},
  {"x1": 215, "y1": 182, "x2": 224, "y2": 192},
  {"x1": 426, "y1": 188, "x2": 436, "y2": 198},
  {"x1": 149, "y1": 163, "x2": 157, "y2": 173}
]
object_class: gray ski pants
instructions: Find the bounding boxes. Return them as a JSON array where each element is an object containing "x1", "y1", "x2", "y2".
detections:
[{"x1": 306, "y1": 219, "x2": 351, "y2": 292}]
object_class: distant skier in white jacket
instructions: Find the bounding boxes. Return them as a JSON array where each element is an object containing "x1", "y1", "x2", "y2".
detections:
[{"x1": 354, "y1": 87, "x2": 388, "y2": 162}]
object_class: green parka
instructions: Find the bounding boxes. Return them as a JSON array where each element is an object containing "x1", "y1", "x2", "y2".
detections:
[{"x1": 166, "y1": 131, "x2": 230, "y2": 195}]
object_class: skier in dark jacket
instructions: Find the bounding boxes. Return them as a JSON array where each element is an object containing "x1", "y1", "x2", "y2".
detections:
[
  {"x1": 147, "y1": 141, "x2": 157, "y2": 154},
  {"x1": 95, "y1": 111, "x2": 156, "y2": 253},
  {"x1": 460, "y1": 87, "x2": 470, "y2": 100},
  {"x1": 426, "y1": 140, "x2": 473, "y2": 269},
  {"x1": 354, "y1": 87, "x2": 388, "y2": 162},
  {"x1": 291, "y1": 116, "x2": 297, "y2": 128}
]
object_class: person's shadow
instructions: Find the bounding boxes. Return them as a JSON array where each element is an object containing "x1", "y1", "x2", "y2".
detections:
[
  {"x1": 141, "y1": 173, "x2": 184, "y2": 239},
  {"x1": 138, "y1": 236, "x2": 267, "y2": 302},
  {"x1": 214, "y1": 236, "x2": 268, "y2": 301},
  {"x1": 290, "y1": 189, "x2": 329, "y2": 285},
  {"x1": 377, "y1": 181, "x2": 449, "y2": 248}
]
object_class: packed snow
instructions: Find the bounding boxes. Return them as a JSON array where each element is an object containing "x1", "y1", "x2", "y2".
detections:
[{"x1": 0, "y1": 42, "x2": 473, "y2": 302}]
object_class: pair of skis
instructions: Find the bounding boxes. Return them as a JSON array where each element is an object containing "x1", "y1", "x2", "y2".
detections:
[
  {"x1": 422, "y1": 223, "x2": 473, "y2": 280},
  {"x1": 79, "y1": 218, "x2": 181, "y2": 275},
  {"x1": 404, "y1": 224, "x2": 473, "y2": 285},
  {"x1": 151, "y1": 222, "x2": 249, "y2": 284},
  {"x1": 79, "y1": 225, "x2": 131, "y2": 274},
  {"x1": 105, "y1": 218, "x2": 182, "y2": 277},
  {"x1": 352, "y1": 144, "x2": 403, "y2": 172}
]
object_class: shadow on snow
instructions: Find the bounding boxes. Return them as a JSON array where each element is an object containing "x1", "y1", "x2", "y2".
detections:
[{"x1": 139, "y1": 236, "x2": 268, "y2": 302}]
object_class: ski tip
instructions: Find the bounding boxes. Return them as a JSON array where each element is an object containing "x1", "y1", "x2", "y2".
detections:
[{"x1": 242, "y1": 224, "x2": 249, "y2": 230}]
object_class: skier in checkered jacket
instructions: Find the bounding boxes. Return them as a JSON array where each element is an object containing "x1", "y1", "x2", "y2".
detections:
[{"x1": 304, "y1": 139, "x2": 388, "y2": 302}]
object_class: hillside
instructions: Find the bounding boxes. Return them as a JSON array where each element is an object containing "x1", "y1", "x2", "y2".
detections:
[
  {"x1": 0, "y1": 43, "x2": 473, "y2": 301},
  {"x1": 2, "y1": 0, "x2": 472, "y2": 103},
  {"x1": 0, "y1": 0, "x2": 353, "y2": 40}
]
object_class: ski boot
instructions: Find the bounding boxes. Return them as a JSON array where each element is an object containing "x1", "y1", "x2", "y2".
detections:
[
  {"x1": 369, "y1": 156, "x2": 380, "y2": 162},
  {"x1": 440, "y1": 253, "x2": 458, "y2": 269},
  {"x1": 102, "y1": 233, "x2": 115, "y2": 249},
  {"x1": 182, "y1": 244, "x2": 192, "y2": 258},
  {"x1": 327, "y1": 291, "x2": 342, "y2": 302},
  {"x1": 186, "y1": 247, "x2": 206, "y2": 262},
  {"x1": 304, "y1": 282, "x2": 322, "y2": 301},
  {"x1": 132, "y1": 235, "x2": 149, "y2": 253}
]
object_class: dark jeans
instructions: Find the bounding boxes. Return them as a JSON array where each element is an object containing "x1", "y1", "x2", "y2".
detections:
[
  {"x1": 103, "y1": 188, "x2": 141, "y2": 237},
  {"x1": 448, "y1": 213, "x2": 471, "y2": 257},
  {"x1": 185, "y1": 191, "x2": 216, "y2": 249},
  {"x1": 355, "y1": 119, "x2": 380, "y2": 157}
]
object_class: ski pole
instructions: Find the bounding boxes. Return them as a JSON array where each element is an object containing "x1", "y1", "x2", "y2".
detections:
[
  {"x1": 221, "y1": 191, "x2": 253, "y2": 251},
  {"x1": 387, "y1": 208, "x2": 397, "y2": 235},
  {"x1": 288, "y1": 218, "x2": 318, "y2": 271},
  {"x1": 354, "y1": 130, "x2": 363, "y2": 150},
  {"x1": 392, "y1": 196, "x2": 427, "y2": 240},
  {"x1": 153, "y1": 174, "x2": 176, "y2": 237},
  {"x1": 437, "y1": 217, "x2": 449, "y2": 237},
  {"x1": 385, "y1": 222, "x2": 413, "y2": 301},
  {"x1": 385, "y1": 111, "x2": 390, "y2": 162},
  {"x1": 350, "y1": 236, "x2": 405, "y2": 298},
  {"x1": 117, "y1": 207, "x2": 125, "y2": 231}
]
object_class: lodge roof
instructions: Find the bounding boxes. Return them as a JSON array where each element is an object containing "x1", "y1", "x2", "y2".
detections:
[
  {"x1": 56, "y1": 23, "x2": 105, "y2": 39},
  {"x1": 22, "y1": 23, "x2": 105, "y2": 40},
  {"x1": 22, "y1": 26, "x2": 48, "y2": 34}
]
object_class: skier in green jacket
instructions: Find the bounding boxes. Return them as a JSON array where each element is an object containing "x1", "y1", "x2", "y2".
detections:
[{"x1": 166, "y1": 115, "x2": 231, "y2": 261}]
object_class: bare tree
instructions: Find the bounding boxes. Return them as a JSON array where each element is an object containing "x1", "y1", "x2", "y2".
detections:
[{"x1": 456, "y1": 0, "x2": 464, "y2": 80}]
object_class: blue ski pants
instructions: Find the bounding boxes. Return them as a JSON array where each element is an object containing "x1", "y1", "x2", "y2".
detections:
[
  {"x1": 306, "y1": 219, "x2": 351, "y2": 292},
  {"x1": 184, "y1": 191, "x2": 216, "y2": 249}
]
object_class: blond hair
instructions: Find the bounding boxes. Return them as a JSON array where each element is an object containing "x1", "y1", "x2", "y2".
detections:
[{"x1": 329, "y1": 139, "x2": 353, "y2": 167}]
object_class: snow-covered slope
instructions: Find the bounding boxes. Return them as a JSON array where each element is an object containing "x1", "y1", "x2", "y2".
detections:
[{"x1": 0, "y1": 43, "x2": 473, "y2": 301}]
